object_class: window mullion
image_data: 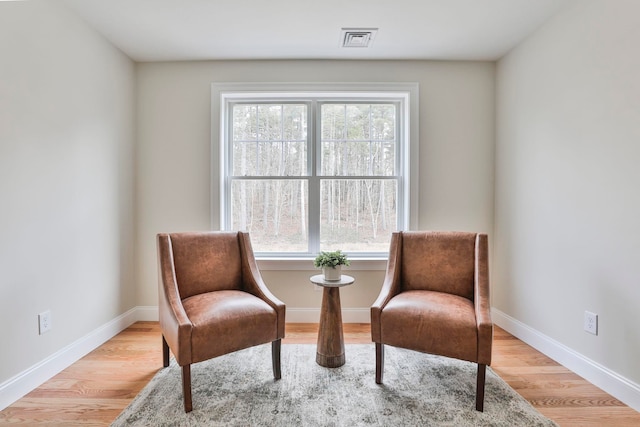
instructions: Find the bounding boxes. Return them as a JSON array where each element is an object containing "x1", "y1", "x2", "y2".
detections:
[{"x1": 308, "y1": 101, "x2": 321, "y2": 254}]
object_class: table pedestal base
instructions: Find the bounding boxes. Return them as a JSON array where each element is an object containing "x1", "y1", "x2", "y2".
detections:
[
  {"x1": 316, "y1": 352, "x2": 345, "y2": 367},
  {"x1": 316, "y1": 287, "x2": 346, "y2": 368}
]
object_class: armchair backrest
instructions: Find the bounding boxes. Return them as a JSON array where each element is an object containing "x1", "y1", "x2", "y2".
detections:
[
  {"x1": 162, "y1": 231, "x2": 244, "y2": 299},
  {"x1": 400, "y1": 231, "x2": 478, "y2": 300}
]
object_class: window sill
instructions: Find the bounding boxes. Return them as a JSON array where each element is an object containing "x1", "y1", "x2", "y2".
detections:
[{"x1": 256, "y1": 257, "x2": 388, "y2": 271}]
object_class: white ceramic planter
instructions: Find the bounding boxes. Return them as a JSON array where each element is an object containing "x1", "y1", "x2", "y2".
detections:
[{"x1": 322, "y1": 265, "x2": 342, "y2": 281}]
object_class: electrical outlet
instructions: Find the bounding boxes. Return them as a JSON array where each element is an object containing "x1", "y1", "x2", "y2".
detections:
[
  {"x1": 584, "y1": 311, "x2": 598, "y2": 335},
  {"x1": 38, "y1": 310, "x2": 52, "y2": 335}
]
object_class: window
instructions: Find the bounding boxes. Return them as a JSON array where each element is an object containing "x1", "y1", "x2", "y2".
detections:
[{"x1": 214, "y1": 83, "x2": 418, "y2": 258}]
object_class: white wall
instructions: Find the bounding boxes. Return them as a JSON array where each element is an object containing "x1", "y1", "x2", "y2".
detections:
[
  {"x1": 495, "y1": 0, "x2": 640, "y2": 399},
  {"x1": 135, "y1": 60, "x2": 496, "y2": 311},
  {"x1": 0, "y1": 0, "x2": 136, "y2": 399}
]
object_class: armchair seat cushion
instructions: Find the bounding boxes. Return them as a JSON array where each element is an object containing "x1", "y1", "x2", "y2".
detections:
[
  {"x1": 182, "y1": 290, "x2": 278, "y2": 363},
  {"x1": 380, "y1": 290, "x2": 478, "y2": 363}
]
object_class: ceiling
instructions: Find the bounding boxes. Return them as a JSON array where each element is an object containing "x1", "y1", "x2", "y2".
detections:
[{"x1": 61, "y1": 0, "x2": 572, "y2": 63}]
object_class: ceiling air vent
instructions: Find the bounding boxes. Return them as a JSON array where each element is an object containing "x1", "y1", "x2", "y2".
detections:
[{"x1": 341, "y1": 28, "x2": 378, "y2": 48}]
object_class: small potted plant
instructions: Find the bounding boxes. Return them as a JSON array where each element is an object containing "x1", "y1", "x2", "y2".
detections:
[{"x1": 314, "y1": 250, "x2": 350, "y2": 281}]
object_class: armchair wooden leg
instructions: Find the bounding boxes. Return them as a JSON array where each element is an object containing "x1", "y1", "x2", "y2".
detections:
[
  {"x1": 272, "y1": 339, "x2": 282, "y2": 380},
  {"x1": 375, "y1": 343, "x2": 384, "y2": 384},
  {"x1": 182, "y1": 364, "x2": 192, "y2": 413},
  {"x1": 162, "y1": 335, "x2": 170, "y2": 368},
  {"x1": 476, "y1": 363, "x2": 487, "y2": 412}
]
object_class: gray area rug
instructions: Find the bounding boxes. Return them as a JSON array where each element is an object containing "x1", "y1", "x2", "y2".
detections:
[{"x1": 112, "y1": 344, "x2": 557, "y2": 426}]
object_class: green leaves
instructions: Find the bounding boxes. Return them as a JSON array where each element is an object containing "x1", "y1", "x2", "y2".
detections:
[{"x1": 313, "y1": 250, "x2": 350, "y2": 268}]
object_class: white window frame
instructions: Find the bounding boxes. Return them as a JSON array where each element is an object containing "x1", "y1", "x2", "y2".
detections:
[{"x1": 211, "y1": 82, "x2": 419, "y2": 267}]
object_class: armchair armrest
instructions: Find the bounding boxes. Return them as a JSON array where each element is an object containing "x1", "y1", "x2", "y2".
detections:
[
  {"x1": 371, "y1": 232, "x2": 403, "y2": 342},
  {"x1": 238, "y1": 232, "x2": 286, "y2": 339},
  {"x1": 474, "y1": 233, "x2": 492, "y2": 365},
  {"x1": 157, "y1": 234, "x2": 193, "y2": 364}
]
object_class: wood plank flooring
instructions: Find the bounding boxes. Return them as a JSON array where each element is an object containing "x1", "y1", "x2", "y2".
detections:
[{"x1": 1, "y1": 322, "x2": 639, "y2": 426}]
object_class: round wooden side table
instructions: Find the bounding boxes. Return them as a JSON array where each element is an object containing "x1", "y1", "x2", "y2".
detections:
[{"x1": 309, "y1": 274, "x2": 355, "y2": 368}]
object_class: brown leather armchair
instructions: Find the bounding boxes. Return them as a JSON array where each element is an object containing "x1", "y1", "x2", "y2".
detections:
[
  {"x1": 157, "y1": 231, "x2": 286, "y2": 412},
  {"x1": 371, "y1": 231, "x2": 492, "y2": 411}
]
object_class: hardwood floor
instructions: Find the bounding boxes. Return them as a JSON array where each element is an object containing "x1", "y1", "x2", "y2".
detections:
[{"x1": 1, "y1": 322, "x2": 639, "y2": 426}]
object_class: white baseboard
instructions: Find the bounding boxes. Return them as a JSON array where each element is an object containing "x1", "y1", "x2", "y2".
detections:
[
  {"x1": 492, "y1": 308, "x2": 640, "y2": 412},
  {"x1": 135, "y1": 305, "x2": 159, "y2": 321},
  {"x1": 0, "y1": 307, "x2": 142, "y2": 411},
  {"x1": 286, "y1": 307, "x2": 371, "y2": 323}
]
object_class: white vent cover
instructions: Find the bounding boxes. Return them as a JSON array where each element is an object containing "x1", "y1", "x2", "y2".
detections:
[{"x1": 341, "y1": 28, "x2": 378, "y2": 48}]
